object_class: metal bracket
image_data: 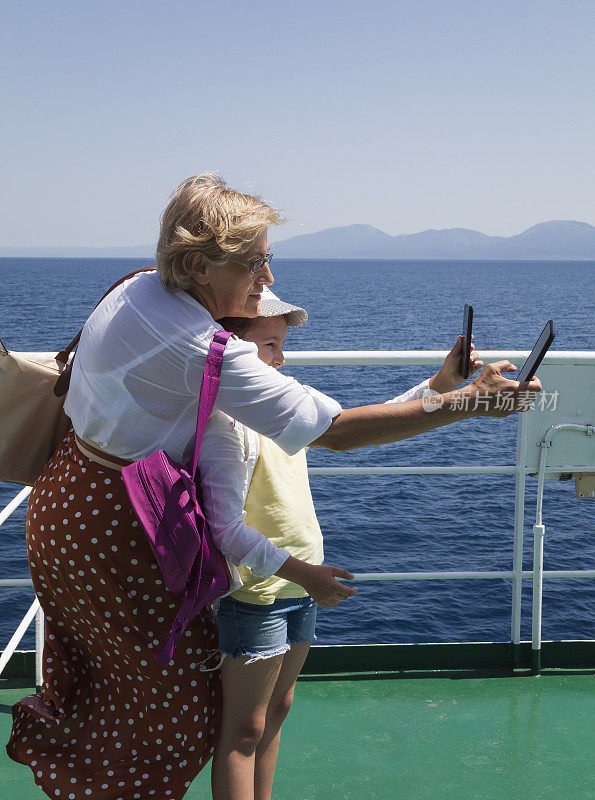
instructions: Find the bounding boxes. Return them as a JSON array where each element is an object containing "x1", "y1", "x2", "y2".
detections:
[{"x1": 575, "y1": 473, "x2": 595, "y2": 499}]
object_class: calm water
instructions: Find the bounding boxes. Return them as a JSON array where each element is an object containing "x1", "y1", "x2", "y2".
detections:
[{"x1": 1, "y1": 258, "x2": 594, "y2": 649}]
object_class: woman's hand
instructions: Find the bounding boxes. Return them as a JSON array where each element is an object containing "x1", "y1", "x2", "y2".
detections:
[
  {"x1": 429, "y1": 335, "x2": 484, "y2": 394},
  {"x1": 275, "y1": 556, "x2": 358, "y2": 607}
]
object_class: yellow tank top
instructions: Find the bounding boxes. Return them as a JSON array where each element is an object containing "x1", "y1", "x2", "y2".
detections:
[{"x1": 230, "y1": 434, "x2": 324, "y2": 605}]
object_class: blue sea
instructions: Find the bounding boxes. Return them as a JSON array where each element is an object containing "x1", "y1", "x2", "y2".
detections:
[{"x1": 1, "y1": 258, "x2": 594, "y2": 650}]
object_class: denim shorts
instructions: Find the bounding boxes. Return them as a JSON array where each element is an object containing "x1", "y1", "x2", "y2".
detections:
[{"x1": 214, "y1": 595, "x2": 317, "y2": 663}]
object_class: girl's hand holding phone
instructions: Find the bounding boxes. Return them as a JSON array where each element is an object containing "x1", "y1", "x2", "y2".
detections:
[{"x1": 429, "y1": 335, "x2": 484, "y2": 394}]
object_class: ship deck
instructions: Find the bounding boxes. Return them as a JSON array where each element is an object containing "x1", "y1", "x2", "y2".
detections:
[
  {"x1": 2, "y1": 663, "x2": 594, "y2": 800},
  {"x1": 2, "y1": 349, "x2": 594, "y2": 798}
]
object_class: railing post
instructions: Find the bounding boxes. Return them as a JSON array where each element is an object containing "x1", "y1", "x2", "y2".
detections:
[
  {"x1": 532, "y1": 523, "x2": 546, "y2": 674},
  {"x1": 511, "y1": 414, "x2": 528, "y2": 667},
  {"x1": 0, "y1": 597, "x2": 39, "y2": 679}
]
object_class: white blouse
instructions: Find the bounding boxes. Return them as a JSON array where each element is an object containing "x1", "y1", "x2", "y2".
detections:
[
  {"x1": 199, "y1": 379, "x2": 431, "y2": 580},
  {"x1": 64, "y1": 270, "x2": 342, "y2": 463}
]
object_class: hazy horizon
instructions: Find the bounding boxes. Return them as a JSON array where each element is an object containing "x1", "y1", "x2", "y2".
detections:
[{"x1": 1, "y1": 218, "x2": 593, "y2": 254}]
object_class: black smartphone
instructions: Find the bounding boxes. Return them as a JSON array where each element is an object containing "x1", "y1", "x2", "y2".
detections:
[
  {"x1": 517, "y1": 320, "x2": 556, "y2": 382},
  {"x1": 460, "y1": 304, "x2": 473, "y2": 379}
]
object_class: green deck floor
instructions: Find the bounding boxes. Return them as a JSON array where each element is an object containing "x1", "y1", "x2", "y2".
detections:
[{"x1": 1, "y1": 671, "x2": 594, "y2": 800}]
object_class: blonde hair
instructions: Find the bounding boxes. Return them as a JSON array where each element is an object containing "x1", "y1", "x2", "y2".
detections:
[{"x1": 156, "y1": 173, "x2": 284, "y2": 292}]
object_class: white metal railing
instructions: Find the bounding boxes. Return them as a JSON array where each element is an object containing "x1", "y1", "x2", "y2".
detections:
[
  {"x1": 0, "y1": 486, "x2": 31, "y2": 526},
  {"x1": 20, "y1": 350, "x2": 595, "y2": 366},
  {"x1": 1, "y1": 349, "x2": 594, "y2": 681},
  {"x1": 0, "y1": 484, "x2": 43, "y2": 684},
  {"x1": 286, "y1": 350, "x2": 595, "y2": 366},
  {"x1": 0, "y1": 486, "x2": 44, "y2": 686},
  {"x1": 292, "y1": 349, "x2": 595, "y2": 674}
]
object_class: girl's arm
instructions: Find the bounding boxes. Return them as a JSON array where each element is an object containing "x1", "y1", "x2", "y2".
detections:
[
  {"x1": 199, "y1": 413, "x2": 291, "y2": 578},
  {"x1": 275, "y1": 557, "x2": 357, "y2": 607},
  {"x1": 199, "y1": 412, "x2": 358, "y2": 607}
]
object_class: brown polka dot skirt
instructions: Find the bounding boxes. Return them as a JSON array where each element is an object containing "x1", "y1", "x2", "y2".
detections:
[{"x1": 6, "y1": 429, "x2": 222, "y2": 799}]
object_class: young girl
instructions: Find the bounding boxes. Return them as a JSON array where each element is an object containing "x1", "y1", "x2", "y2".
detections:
[{"x1": 199, "y1": 287, "x2": 482, "y2": 800}]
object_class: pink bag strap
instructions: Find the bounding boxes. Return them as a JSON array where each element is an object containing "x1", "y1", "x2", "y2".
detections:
[{"x1": 190, "y1": 330, "x2": 233, "y2": 481}]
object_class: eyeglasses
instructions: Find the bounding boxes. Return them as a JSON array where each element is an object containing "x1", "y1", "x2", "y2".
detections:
[{"x1": 230, "y1": 253, "x2": 274, "y2": 274}]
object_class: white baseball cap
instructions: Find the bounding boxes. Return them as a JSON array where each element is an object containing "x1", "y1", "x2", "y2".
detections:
[{"x1": 258, "y1": 285, "x2": 308, "y2": 327}]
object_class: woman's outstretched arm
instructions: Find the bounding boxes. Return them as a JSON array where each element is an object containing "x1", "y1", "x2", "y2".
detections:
[{"x1": 311, "y1": 360, "x2": 542, "y2": 451}]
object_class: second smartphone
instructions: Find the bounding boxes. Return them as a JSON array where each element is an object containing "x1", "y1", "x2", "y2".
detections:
[{"x1": 460, "y1": 303, "x2": 474, "y2": 379}]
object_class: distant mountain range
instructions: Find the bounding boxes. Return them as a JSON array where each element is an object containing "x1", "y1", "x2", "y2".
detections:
[
  {"x1": 1, "y1": 220, "x2": 594, "y2": 260},
  {"x1": 273, "y1": 220, "x2": 595, "y2": 259}
]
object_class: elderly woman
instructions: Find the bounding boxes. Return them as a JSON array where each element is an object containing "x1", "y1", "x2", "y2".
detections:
[{"x1": 7, "y1": 173, "x2": 541, "y2": 800}]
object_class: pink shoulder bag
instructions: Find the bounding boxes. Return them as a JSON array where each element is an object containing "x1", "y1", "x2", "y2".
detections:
[{"x1": 122, "y1": 330, "x2": 233, "y2": 666}]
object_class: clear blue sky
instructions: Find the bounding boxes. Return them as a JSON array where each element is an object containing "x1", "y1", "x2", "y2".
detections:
[{"x1": 1, "y1": 0, "x2": 594, "y2": 247}]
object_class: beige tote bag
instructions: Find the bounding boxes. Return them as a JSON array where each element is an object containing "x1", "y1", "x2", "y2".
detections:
[
  {"x1": 0, "y1": 343, "x2": 72, "y2": 486},
  {"x1": 0, "y1": 267, "x2": 155, "y2": 487}
]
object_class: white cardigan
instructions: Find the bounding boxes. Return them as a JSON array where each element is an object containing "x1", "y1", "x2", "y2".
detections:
[{"x1": 198, "y1": 378, "x2": 432, "y2": 583}]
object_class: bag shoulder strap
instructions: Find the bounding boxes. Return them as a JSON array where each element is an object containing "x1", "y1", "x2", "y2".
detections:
[
  {"x1": 54, "y1": 266, "x2": 156, "y2": 397},
  {"x1": 190, "y1": 330, "x2": 232, "y2": 480}
]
